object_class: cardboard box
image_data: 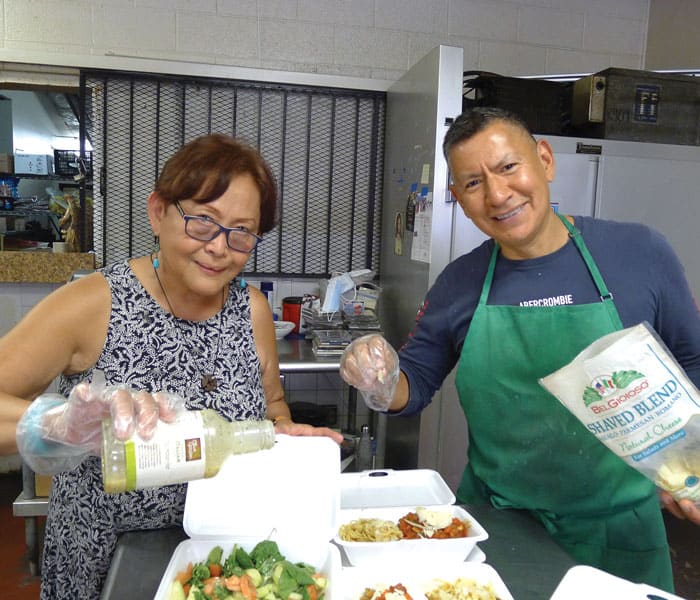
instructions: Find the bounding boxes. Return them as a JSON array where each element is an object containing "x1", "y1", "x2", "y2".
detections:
[
  {"x1": 14, "y1": 153, "x2": 54, "y2": 175},
  {"x1": 34, "y1": 473, "x2": 52, "y2": 497},
  {"x1": 0, "y1": 153, "x2": 13, "y2": 173}
]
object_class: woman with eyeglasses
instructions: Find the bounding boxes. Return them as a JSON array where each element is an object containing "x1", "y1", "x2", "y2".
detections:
[{"x1": 0, "y1": 134, "x2": 343, "y2": 600}]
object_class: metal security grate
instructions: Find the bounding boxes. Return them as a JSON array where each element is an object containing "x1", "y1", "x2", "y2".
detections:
[{"x1": 80, "y1": 70, "x2": 385, "y2": 277}]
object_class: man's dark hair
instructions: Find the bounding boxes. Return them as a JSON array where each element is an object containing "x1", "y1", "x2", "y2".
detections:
[{"x1": 442, "y1": 107, "x2": 533, "y2": 160}]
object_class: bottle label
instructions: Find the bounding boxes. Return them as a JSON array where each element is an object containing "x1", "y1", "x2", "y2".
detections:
[{"x1": 124, "y1": 411, "x2": 206, "y2": 490}]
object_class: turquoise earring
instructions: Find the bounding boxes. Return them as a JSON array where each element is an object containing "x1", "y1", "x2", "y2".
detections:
[
  {"x1": 152, "y1": 236, "x2": 160, "y2": 269},
  {"x1": 239, "y1": 274, "x2": 247, "y2": 288}
]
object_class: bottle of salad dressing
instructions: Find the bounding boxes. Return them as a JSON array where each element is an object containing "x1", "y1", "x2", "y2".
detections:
[{"x1": 101, "y1": 409, "x2": 275, "y2": 493}]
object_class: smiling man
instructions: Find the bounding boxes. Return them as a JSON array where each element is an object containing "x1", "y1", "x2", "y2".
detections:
[{"x1": 340, "y1": 107, "x2": 700, "y2": 593}]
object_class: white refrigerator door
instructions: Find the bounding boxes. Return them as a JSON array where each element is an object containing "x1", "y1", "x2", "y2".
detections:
[
  {"x1": 594, "y1": 140, "x2": 700, "y2": 301},
  {"x1": 545, "y1": 135, "x2": 600, "y2": 218},
  {"x1": 542, "y1": 135, "x2": 700, "y2": 300}
]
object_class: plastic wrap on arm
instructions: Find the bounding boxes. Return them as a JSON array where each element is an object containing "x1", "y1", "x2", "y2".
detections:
[
  {"x1": 16, "y1": 394, "x2": 90, "y2": 475},
  {"x1": 16, "y1": 378, "x2": 186, "y2": 476},
  {"x1": 340, "y1": 333, "x2": 400, "y2": 411}
]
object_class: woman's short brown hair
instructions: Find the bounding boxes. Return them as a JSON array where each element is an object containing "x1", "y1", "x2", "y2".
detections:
[{"x1": 154, "y1": 134, "x2": 278, "y2": 235}]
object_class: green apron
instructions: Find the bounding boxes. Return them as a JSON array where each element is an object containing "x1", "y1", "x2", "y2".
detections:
[{"x1": 455, "y1": 214, "x2": 674, "y2": 592}]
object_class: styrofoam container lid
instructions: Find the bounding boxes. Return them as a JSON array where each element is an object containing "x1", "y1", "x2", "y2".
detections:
[
  {"x1": 338, "y1": 561, "x2": 513, "y2": 600},
  {"x1": 155, "y1": 539, "x2": 342, "y2": 600},
  {"x1": 183, "y1": 434, "x2": 340, "y2": 566},
  {"x1": 334, "y1": 504, "x2": 488, "y2": 567},
  {"x1": 550, "y1": 565, "x2": 687, "y2": 599},
  {"x1": 340, "y1": 468, "x2": 455, "y2": 509}
]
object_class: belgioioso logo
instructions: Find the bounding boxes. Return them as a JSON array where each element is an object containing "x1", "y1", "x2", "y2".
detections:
[{"x1": 583, "y1": 370, "x2": 647, "y2": 410}]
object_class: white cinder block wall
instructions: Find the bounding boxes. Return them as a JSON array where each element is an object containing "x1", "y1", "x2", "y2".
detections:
[
  {"x1": 0, "y1": 0, "x2": 650, "y2": 80},
  {"x1": 0, "y1": 0, "x2": 651, "y2": 441}
]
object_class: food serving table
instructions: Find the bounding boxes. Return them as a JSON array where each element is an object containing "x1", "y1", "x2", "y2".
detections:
[{"x1": 99, "y1": 503, "x2": 578, "y2": 600}]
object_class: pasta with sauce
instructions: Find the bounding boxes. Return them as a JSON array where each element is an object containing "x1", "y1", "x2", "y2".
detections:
[{"x1": 338, "y1": 518, "x2": 403, "y2": 542}]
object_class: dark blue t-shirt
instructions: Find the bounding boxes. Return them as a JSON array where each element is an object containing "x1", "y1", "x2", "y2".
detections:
[{"x1": 398, "y1": 216, "x2": 700, "y2": 415}]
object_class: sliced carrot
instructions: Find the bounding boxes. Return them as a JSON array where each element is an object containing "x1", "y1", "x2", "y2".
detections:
[
  {"x1": 240, "y1": 573, "x2": 257, "y2": 600},
  {"x1": 209, "y1": 563, "x2": 223, "y2": 577},
  {"x1": 306, "y1": 583, "x2": 319, "y2": 600},
  {"x1": 175, "y1": 562, "x2": 193, "y2": 585},
  {"x1": 225, "y1": 575, "x2": 241, "y2": 591}
]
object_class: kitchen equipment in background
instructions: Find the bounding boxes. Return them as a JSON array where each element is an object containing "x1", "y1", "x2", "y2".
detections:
[
  {"x1": 310, "y1": 328, "x2": 352, "y2": 357},
  {"x1": 273, "y1": 320, "x2": 295, "y2": 339},
  {"x1": 463, "y1": 70, "x2": 572, "y2": 135},
  {"x1": 282, "y1": 296, "x2": 303, "y2": 333},
  {"x1": 571, "y1": 67, "x2": 700, "y2": 145},
  {"x1": 260, "y1": 281, "x2": 275, "y2": 316},
  {"x1": 13, "y1": 154, "x2": 53, "y2": 175},
  {"x1": 356, "y1": 424, "x2": 373, "y2": 471},
  {"x1": 288, "y1": 401, "x2": 338, "y2": 428}
]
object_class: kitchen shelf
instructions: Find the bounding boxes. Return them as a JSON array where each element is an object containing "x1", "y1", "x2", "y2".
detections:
[
  {"x1": 1, "y1": 172, "x2": 76, "y2": 181},
  {"x1": 0, "y1": 173, "x2": 92, "y2": 189}
]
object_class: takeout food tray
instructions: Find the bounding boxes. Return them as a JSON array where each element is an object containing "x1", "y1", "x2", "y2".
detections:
[
  {"x1": 339, "y1": 562, "x2": 514, "y2": 600},
  {"x1": 154, "y1": 434, "x2": 342, "y2": 600},
  {"x1": 333, "y1": 504, "x2": 488, "y2": 567},
  {"x1": 155, "y1": 539, "x2": 342, "y2": 600},
  {"x1": 334, "y1": 468, "x2": 489, "y2": 567},
  {"x1": 550, "y1": 565, "x2": 687, "y2": 599}
]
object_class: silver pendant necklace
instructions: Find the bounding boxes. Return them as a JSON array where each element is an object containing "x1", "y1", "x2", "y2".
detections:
[{"x1": 151, "y1": 254, "x2": 224, "y2": 393}]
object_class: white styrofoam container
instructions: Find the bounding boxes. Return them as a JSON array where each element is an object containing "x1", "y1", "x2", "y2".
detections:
[
  {"x1": 340, "y1": 468, "x2": 456, "y2": 509},
  {"x1": 550, "y1": 565, "x2": 687, "y2": 600},
  {"x1": 333, "y1": 504, "x2": 488, "y2": 567},
  {"x1": 334, "y1": 468, "x2": 489, "y2": 567},
  {"x1": 154, "y1": 434, "x2": 342, "y2": 600},
  {"x1": 339, "y1": 562, "x2": 514, "y2": 600}
]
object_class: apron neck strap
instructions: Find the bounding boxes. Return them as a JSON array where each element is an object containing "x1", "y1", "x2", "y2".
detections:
[
  {"x1": 557, "y1": 213, "x2": 623, "y2": 328},
  {"x1": 557, "y1": 214, "x2": 611, "y2": 299}
]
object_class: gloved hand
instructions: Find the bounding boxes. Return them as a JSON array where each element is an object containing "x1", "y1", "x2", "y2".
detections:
[
  {"x1": 340, "y1": 333, "x2": 399, "y2": 411},
  {"x1": 16, "y1": 374, "x2": 184, "y2": 475}
]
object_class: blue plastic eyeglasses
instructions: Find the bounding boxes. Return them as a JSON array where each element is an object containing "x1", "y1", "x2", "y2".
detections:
[{"x1": 174, "y1": 201, "x2": 263, "y2": 253}]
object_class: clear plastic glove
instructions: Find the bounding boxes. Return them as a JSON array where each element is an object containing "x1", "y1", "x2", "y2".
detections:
[
  {"x1": 340, "y1": 333, "x2": 399, "y2": 411},
  {"x1": 16, "y1": 374, "x2": 184, "y2": 475}
]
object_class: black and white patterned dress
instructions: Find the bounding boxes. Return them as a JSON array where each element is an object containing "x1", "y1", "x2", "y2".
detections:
[{"x1": 40, "y1": 261, "x2": 267, "y2": 600}]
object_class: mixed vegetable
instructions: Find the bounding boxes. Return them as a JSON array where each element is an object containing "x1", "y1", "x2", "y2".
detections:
[{"x1": 167, "y1": 540, "x2": 328, "y2": 600}]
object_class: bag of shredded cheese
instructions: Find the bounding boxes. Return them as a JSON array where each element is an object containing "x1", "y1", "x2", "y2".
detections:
[{"x1": 539, "y1": 321, "x2": 700, "y2": 506}]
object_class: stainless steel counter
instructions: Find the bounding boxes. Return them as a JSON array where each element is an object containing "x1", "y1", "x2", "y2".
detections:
[{"x1": 276, "y1": 335, "x2": 341, "y2": 372}]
